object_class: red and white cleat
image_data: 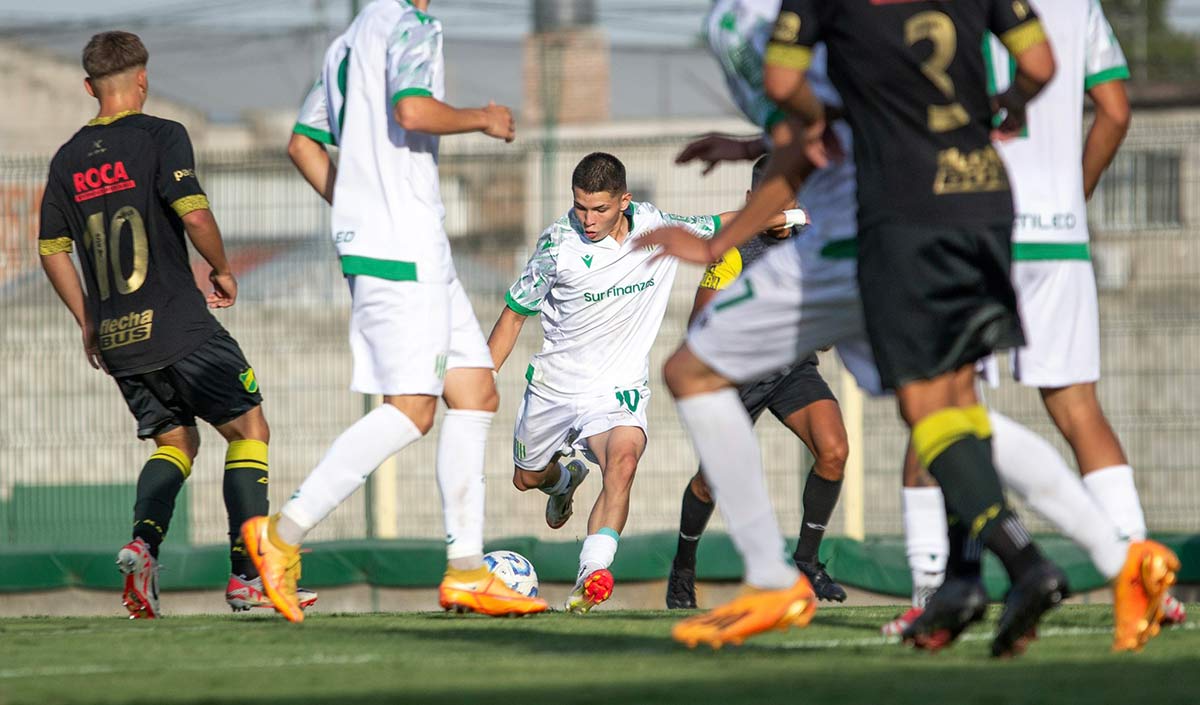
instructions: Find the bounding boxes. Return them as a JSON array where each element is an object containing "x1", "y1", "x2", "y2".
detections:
[
  {"x1": 565, "y1": 568, "x2": 614, "y2": 613},
  {"x1": 226, "y1": 574, "x2": 319, "y2": 612},
  {"x1": 1161, "y1": 593, "x2": 1187, "y2": 626},
  {"x1": 116, "y1": 538, "x2": 159, "y2": 619},
  {"x1": 881, "y1": 607, "x2": 924, "y2": 637}
]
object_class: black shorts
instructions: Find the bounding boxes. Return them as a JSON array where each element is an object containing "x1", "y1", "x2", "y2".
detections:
[
  {"x1": 738, "y1": 353, "x2": 836, "y2": 423},
  {"x1": 857, "y1": 221, "x2": 1025, "y2": 390},
  {"x1": 114, "y1": 330, "x2": 262, "y2": 439}
]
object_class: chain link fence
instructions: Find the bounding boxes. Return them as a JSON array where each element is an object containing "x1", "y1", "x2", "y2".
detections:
[{"x1": 2, "y1": 114, "x2": 1197, "y2": 550}]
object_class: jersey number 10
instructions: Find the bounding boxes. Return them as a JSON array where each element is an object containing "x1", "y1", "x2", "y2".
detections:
[{"x1": 84, "y1": 206, "x2": 149, "y2": 301}]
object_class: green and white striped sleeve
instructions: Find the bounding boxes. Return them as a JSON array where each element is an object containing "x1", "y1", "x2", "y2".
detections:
[
  {"x1": 663, "y1": 213, "x2": 723, "y2": 240},
  {"x1": 386, "y1": 16, "x2": 441, "y2": 106},
  {"x1": 1085, "y1": 0, "x2": 1130, "y2": 90},
  {"x1": 506, "y1": 227, "x2": 561, "y2": 316},
  {"x1": 294, "y1": 78, "x2": 335, "y2": 145}
]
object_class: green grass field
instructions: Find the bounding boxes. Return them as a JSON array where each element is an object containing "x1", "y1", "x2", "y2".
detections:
[{"x1": 2, "y1": 605, "x2": 1198, "y2": 705}]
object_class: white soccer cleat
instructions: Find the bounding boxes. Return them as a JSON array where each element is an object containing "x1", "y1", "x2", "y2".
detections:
[
  {"x1": 546, "y1": 460, "x2": 590, "y2": 530},
  {"x1": 116, "y1": 538, "x2": 160, "y2": 619}
]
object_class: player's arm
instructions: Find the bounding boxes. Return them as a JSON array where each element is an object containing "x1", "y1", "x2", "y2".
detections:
[
  {"x1": 287, "y1": 132, "x2": 336, "y2": 205},
  {"x1": 180, "y1": 208, "x2": 237, "y2": 309},
  {"x1": 387, "y1": 20, "x2": 515, "y2": 142},
  {"x1": 990, "y1": 1, "x2": 1056, "y2": 139},
  {"x1": 157, "y1": 122, "x2": 238, "y2": 309},
  {"x1": 645, "y1": 190, "x2": 809, "y2": 265},
  {"x1": 689, "y1": 249, "x2": 742, "y2": 326},
  {"x1": 1082, "y1": 80, "x2": 1130, "y2": 200},
  {"x1": 38, "y1": 176, "x2": 103, "y2": 370},
  {"x1": 676, "y1": 133, "x2": 769, "y2": 175},
  {"x1": 487, "y1": 307, "x2": 527, "y2": 373},
  {"x1": 1081, "y1": 1, "x2": 1133, "y2": 200},
  {"x1": 489, "y1": 230, "x2": 558, "y2": 372}
]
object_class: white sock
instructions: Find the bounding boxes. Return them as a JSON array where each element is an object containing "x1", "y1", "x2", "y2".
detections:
[
  {"x1": 437, "y1": 409, "x2": 493, "y2": 562},
  {"x1": 677, "y1": 389, "x2": 798, "y2": 590},
  {"x1": 902, "y1": 487, "x2": 948, "y2": 608},
  {"x1": 1083, "y1": 464, "x2": 1147, "y2": 542},
  {"x1": 989, "y1": 412, "x2": 1127, "y2": 579},
  {"x1": 578, "y1": 529, "x2": 619, "y2": 580},
  {"x1": 541, "y1": 462, "x2": 572, "y2": 496},
  {"x1": 281, "y1": 405, "x2": 423, "y2": 539}
]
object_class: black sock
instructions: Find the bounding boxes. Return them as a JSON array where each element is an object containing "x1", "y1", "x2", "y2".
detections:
[
  {"x1": 132, "y1": 448, "x2": 190, "y2": 558},
  {"x1": 944, "y1": 511, "x2": 982, "y2": 581},
  {"x1": 794, "y1": 468, "x2": 842, "y2": 563},
  {"x1": 927, "y1": 435, "x2": 1042, "y2": 581},
  {"x1": 224, "y1": 440, "x2": 269, "y2": 580},
  {"x1": 673, "y1": 476, "x2": 714, "y2": 570}
]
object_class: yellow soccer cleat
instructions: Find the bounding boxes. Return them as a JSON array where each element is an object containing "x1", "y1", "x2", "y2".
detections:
[
  {"x1": 241, "y1": 515, "x2": 304, "y2": 623},
  {"x1": 439, "y1": 566, "x2": 549, "y2": 617},
  {"x1": 672, "y1": 575, "x2": 817, "y2": 649},
  {"x1": 1113, "y1": 540, "x2": 1180, "y2": 652}
]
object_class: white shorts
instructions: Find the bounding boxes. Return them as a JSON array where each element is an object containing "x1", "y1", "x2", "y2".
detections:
[
  {"x1": 512, "y1": 383, "x2": 650, "y2": 471},
  {"x1": 347, "y1": 276, "x2": 493, "y2": 396},
  {"x1": 687, "y1": 238, "x2": 883, "y2": 396},
  {"x1": 1010, "y1": 259, "x2": 1100, "y2": 387}
]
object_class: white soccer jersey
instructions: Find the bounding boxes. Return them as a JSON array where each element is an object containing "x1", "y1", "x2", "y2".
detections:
[
  {"x1": 704, "y1": 1, "x2": 858, "y2": 244},
  {"x1": 506, "y1": 202, "x2": 720, "y2": 395},
  {"x1": 293, "y1": 0, "x2": 453, "y2": 284},
  {"x1": 985, "y1": 0, "x2": 1129, "y2": 251}
]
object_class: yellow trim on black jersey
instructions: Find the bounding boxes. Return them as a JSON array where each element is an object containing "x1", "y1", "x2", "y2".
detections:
[
  {"x1": 171, "y1": 194, "x2": 210, "y2": 217},
  {"x1": 1000, "y1": 20, "x2": 1047, "y2": 56},
  {"x1": 699, "y1": 248, "x2": 743, "y2": 291},
  {"x1": 39, "y1": 236, "x2": 74, "y2": 255},
  {"x1": 87, "y1": 109, "x2": 141, "y2": 127},
  {"x1": 764, "y1": 44, "x2": 813, "y2": 72}
]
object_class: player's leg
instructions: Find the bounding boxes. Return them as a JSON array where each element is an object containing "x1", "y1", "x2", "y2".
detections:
[
  {"x1": 883, "y1": 446, "x2": 948, "y2": 635},
  {"x1": 1015, "y1": 260, "x2": 1180, "y2": 643},
  {"x1": 510, "y1": 383, "x2": 590, "y2": 531},
  {"x1": 434, "y1": 280, "x2": 547, "y2": 616},
  {"x1": 111, "y1": 371, "x2": 198, "y2": 619},
  {"x1": 860, "y1": 222, "x2": 1065, "y2": 656},
  {"x1": 771, "y1": 364, "x2": 849, "y2": 602},
  {"x1": 561, "y1": 424, "x2": 646, "y2": 613},
  {"x1": 245, "y1": 278, "x2": 444, "y2": 622},
  {"x1": 667, "y1": 380, "x2": 771, "y2": 609},
  {"x1": 666, "y1": 472, "x2": 713, "y2": 609},
  {"x1": 670, "y1": 242, "x2": 859, "y2": 646}
]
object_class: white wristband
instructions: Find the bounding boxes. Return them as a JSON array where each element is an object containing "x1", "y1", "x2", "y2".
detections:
[{"x1": 783, "y1": 208, "x2": 809, "y2": 227}]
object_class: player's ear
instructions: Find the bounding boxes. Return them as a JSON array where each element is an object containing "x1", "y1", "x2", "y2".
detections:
[
  {"x1": 136, "y1": 68, "x2": 148, "y2": 98},
  {"x1": 619, "y1": 192, "x2": 632, "y2": 211},
  {"x1": 84, "y1": 77, "x2": 97, "y2": 100}
]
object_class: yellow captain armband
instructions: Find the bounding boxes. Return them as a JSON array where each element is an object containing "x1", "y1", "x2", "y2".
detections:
[
  {"x1": 764, "y1": 43, "x2": 812, "y2": 71},
  {"x1": 699, "y1": 248, "x2": 743, "y2": 291},
  {"x1": 171, "y1": 194, "x2": 210, "y2": 217},
  {"x1": 39, "y1": 237, "x2": 74, "y2": 255},
  {"x1": 1000, "y1": 19, "x2": 1047, "y2": 55}
]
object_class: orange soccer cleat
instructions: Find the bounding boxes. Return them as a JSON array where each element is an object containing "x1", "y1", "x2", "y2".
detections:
[
  {"x1": 672, "y1": 575, "x2": 817, "y2": 649},
  {"x1": 1112, "y1": 540, "x2": 1181, "y2": 652},
  {"x1": 439, "y1": 566, "x2": 549, "y2": 617},
  {"x1": 241, "y1": 515, "x2": 305, "y2": 623}
]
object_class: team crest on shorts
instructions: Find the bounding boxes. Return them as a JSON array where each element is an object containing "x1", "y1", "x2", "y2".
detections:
[{"x1": 239, "y1": 368, "x2": 259, "y2": 394}]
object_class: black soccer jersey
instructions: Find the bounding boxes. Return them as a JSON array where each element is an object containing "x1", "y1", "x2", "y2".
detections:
[
  {"x1": 38, "y1": 111, "x2": 222, "y2": 377},
  {"x1": 767, "y1": 0, "x2": 1047, "y2": 230}
]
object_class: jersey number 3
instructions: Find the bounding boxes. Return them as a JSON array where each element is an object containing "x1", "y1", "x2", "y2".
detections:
[
  {"x1": 905, "y1": 11, "x2": 970, "y2": 133},
  {"x1": 84, "y1": 206, "x2": 149, "y2": 301}
]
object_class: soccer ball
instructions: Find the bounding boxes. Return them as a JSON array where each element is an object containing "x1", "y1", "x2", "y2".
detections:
[{"x1": 483, "y1": 550, "x2": 539, "y2": 597}]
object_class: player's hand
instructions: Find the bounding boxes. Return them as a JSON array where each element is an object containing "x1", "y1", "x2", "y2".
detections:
[
  {"x1": 483, "y1": 101, "x2": 515, "y2": 143},
  {"x1": 208, "y1": 270, "x2": 237, "y2": 308},
  {"x1": 81, "y1": 322, "x2": 105, "y2": 371},
  {"x1": 676, "y1": 134, "x2": 762, "y2": 175},
  {"x1": 802, "y1": 120, "x2": 843, "y2": 170},
  {"x1": 991, "y1": 88, "x2": 1028, "y2": 141},
  {"x1": 642, "y1": 226, "x2": 715, "y2": 265}
]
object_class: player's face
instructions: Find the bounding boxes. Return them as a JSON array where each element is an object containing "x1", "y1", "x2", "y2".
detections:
[{"x1": 572, "y1": 188, "x2": 631, "y2": 241}]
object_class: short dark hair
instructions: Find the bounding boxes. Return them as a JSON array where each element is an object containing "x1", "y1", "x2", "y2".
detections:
[
  {"x1": 572, "y1": 152, "x2": 627, "y2": 194},
  {"x1": 82, "y1": 31, "x2": 148, "y2": 81},
  {"x1": 750, "y1": 155, "x2": 770, "y2": 190}
]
